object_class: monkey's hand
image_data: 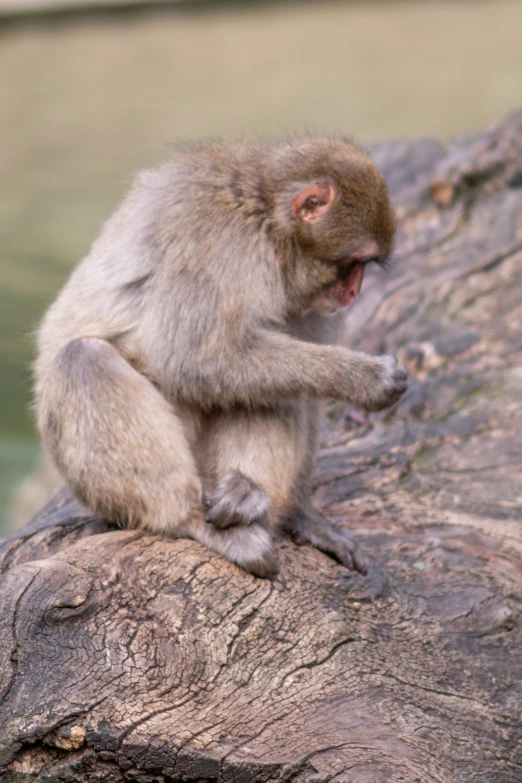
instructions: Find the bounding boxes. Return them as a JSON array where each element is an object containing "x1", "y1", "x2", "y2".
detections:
[
  {"x1": 352, "y1": 354, "x2": 408, "y2": 412},
  {"x1": 285, "y1": 504, "x2": 368, "y2": 574},
  {"x1": 202, "y1": 470, "x2": 271, "y2": 530}
]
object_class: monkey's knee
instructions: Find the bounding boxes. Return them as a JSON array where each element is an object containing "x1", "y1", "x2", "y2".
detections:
[
  {"x1": 202, "y1": 470, "x2": 271, "y2": 530},
  {"x1": 39, "y1": 337, "x2": 131, "y2": 454},
  {"x1": 39, "y1": 336, "x2": 203, "y2": 533},
  {"x1": 63, "y1": 336, "x2": 108, "y2": 355},
  {"x1": 201, "y1": 408, "x2": 307, "y2": 527},
  {"x1": 57, "y1": 336, "x2": 129, "y2": 381}
]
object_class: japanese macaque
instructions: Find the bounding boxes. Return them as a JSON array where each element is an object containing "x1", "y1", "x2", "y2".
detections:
[{"x1": 35, "y1": 138, "x2": 407, "y2": 577}]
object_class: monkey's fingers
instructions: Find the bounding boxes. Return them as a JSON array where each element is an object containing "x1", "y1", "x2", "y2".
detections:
[
  {"x1": 345, "y1": 541, "x2": 368, "y2": 575},
  {"x1": 362, "y1": 355, "x2": 408, "y2": 412},
  {"x1": 202, "y1": 470, "x2": 271, "y2": 530},
  {"x1": 202, "y1": 492, "x2": 215, "y2": 510}
]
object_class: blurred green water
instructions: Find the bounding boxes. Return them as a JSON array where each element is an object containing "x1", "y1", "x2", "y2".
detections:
[{"x1": 1, "y1": 0, "x2": 522, "y2": 533}]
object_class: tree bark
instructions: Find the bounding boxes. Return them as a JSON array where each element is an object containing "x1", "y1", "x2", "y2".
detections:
[{"x1": 1, "y1": 111, "x2": 522, "y2": 783}]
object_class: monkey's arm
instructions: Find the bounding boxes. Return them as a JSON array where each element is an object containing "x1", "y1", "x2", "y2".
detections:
[{"x1": 176, "y1": 329, "x2": 407, "y2": 411}]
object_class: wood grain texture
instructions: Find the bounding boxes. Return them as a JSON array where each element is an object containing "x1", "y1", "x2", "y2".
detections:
[{"x1": 1, "y1": 111, "x2": 522, "y2": 782}]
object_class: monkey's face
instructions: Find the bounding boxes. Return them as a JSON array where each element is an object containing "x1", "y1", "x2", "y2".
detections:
[
  {"x1": 288, "y1": 154, "x2": 396, "y2": 315},
  {"x1": 308, "y1": 256, "x2": 373, "y2": 314}
]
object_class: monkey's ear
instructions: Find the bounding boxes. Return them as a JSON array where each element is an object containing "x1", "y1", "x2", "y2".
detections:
[{"x1": 291, "y1": 182, "x2": 336, "y2": 222}]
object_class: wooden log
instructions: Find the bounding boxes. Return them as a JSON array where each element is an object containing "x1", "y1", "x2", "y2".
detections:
[{"x1": 1, "y1": 111, "x2": 522, "y2": 782}]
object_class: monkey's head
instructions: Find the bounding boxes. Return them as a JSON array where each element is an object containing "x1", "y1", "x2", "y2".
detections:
[{"x1": 270, "y1": 139, "x2": 396, "y2": 315}]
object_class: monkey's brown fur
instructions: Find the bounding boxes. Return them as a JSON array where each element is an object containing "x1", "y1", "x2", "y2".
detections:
[{"x1": 35, "y1": 138, "x2": 407, "y2": 576}]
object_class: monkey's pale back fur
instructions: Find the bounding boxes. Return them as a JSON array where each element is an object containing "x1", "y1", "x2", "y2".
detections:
[{"x1": 35, "y1": 139, "x2": 407, "y2": 576}]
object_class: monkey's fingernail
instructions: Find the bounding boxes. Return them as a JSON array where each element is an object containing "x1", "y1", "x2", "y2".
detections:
[
  {"x1": 354, "y1": 556, "x2": 368, "y2": 575},
  {"x1": 204, "y1": 499, "x2": 213, "y2": 509},
  {"x1": 204, "y1": 515, "x2": 212, "y2": 523}
]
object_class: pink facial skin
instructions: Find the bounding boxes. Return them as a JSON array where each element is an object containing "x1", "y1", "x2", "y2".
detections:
[{"x1": 311, "y1": 243, "x2": 380, "y2": 314}]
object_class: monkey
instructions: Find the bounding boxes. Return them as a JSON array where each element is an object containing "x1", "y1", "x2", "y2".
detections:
[{"x1": 34, "y1": 138, "x2": 407, "y2": 578}]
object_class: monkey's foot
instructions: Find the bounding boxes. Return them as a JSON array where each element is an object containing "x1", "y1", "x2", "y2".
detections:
[
  {"x1": 286, "y1": 504, "x2": 368, "y2": 574},
  {"x1": 202, "y1": 470, "x2": 271, "y2": 530}
]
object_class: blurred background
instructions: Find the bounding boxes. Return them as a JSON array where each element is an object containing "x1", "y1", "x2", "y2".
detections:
[{"x1": 1, "y1": 0, "x2": 522, "y2": 533}]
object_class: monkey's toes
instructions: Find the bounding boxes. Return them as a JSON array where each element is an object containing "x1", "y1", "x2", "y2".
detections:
[
  {"x1": 318, "y1": 532, "x2": 368, "y2": 574},
  {"x1": 336, "y1": 538, "x2": 368, "y2": 574},
  {"x1": 291, "y1": 514, "x2": 368, "y2": 575},
  {"x1": 203, "y1": 470, "x2": 271, "y2": 529}
]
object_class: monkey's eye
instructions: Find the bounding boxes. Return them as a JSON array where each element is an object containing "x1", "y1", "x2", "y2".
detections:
[
  {"x1": 335, "y1": 256, "x2": 388, "y2": 277},
  {"x1": 373, "y1": 256, "x2": 391, "y2": 270}
]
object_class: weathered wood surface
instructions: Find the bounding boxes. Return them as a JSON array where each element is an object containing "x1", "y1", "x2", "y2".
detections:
[{"x1": 1, "y1": 111, "x2": 522, "y2": 782}]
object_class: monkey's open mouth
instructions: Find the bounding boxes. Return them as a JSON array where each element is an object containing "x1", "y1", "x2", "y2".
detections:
[
  {"x1": 337, "y1": 262, "x2": 356, "y2": 281},
  {"x1": 311, "y1": 260, "x2": 366, "y2": 313},
  {"x1": 333, "y1": 260, "x2": 366, "y2": 308}
]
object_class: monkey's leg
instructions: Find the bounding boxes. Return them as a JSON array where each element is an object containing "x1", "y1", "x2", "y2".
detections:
[
  {"x1": 38, "y1": 338, "x2": 275, "y2": 575},
  {"x1": 201, "y1": 405, "x2": 366, "y2": 573},
  {"x1": 283, "y1": 402, "x2": 368, "y2": 574},
  {"x1": 200, "y1": 405, "x2": 308, "y2": 529},
  {"x1": 38, "y1": 337, "x2": 203, "y2": 534}
]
